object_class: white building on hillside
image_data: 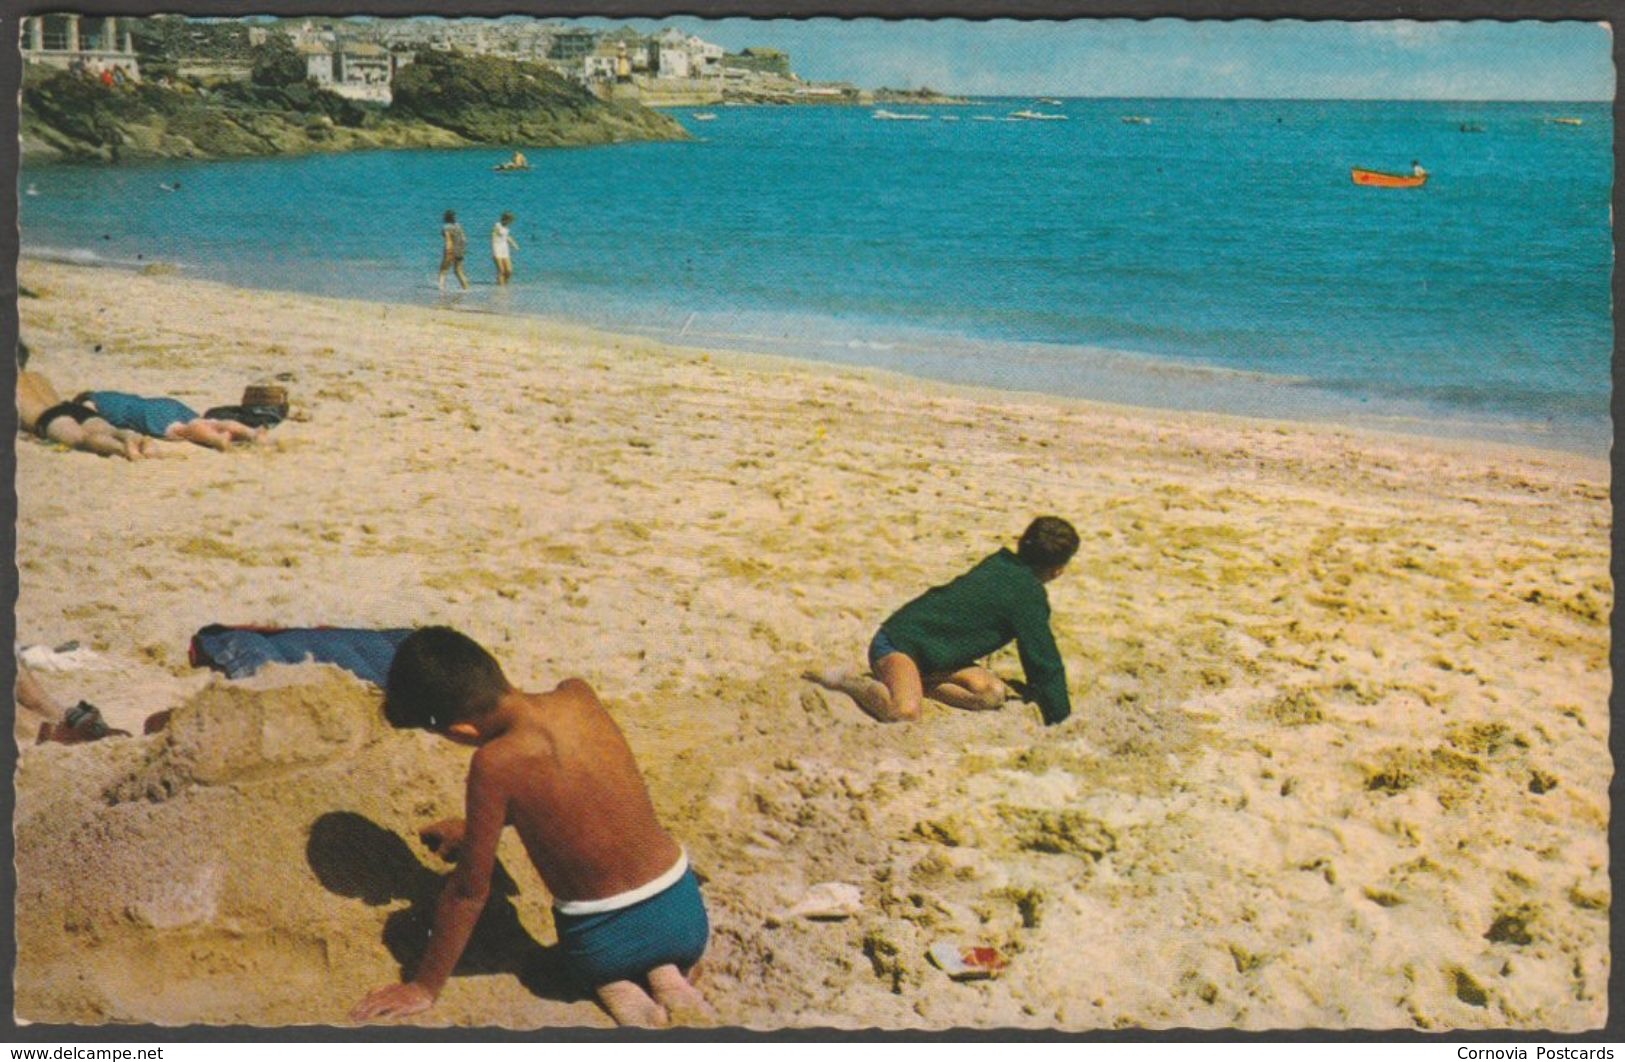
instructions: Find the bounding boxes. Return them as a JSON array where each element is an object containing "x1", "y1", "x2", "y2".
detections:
[{"x1": 654, "y1": 28, "x2": 722, "y2": 80}]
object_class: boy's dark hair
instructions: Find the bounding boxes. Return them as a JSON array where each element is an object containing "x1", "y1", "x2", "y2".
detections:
[
  {"x1": 500, "y1": 211, "x2": 514, "y2": 224},
  {"x1": 1017, "y1": 516, "x2": 1079, "y2": 570},
  {"x1": 384, "y1": 626, "x2": 510, "y2": 730},
  {"x1": 443, "y1": 210, "x2": 457, "y2": 223}
]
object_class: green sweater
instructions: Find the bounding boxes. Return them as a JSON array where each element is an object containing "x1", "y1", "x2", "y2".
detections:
[{"x1": 881, "y1": 548, "x2": 1071, "y2": 725}]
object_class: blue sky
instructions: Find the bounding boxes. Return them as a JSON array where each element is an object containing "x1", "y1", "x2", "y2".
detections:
[{"x1": 569, "y1": 19, "x2": 1612, "y2": 100}]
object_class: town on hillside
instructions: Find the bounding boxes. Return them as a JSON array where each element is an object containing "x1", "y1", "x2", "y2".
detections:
[{"x1": 17, "y1": 15, "x2": 905, "y2": 107}]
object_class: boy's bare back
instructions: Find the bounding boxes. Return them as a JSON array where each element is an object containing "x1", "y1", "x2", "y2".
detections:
[{"x1": 478, "y1": 678, "x2": 681, "y2": 903}]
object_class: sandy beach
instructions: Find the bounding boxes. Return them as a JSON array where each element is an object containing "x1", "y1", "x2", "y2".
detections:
[{"x1": 13, "y1": 259, "x2": 1611, "y2": 1030}]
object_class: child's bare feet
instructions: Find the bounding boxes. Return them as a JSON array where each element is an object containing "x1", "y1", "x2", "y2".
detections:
[
  {"x1": 595, "y1": 980, "x2": 668, "y2": 1028},
  {"x1": 647, "y1": 964, "x2": 717, "y2": 1026},
  {"x1": 802, "y1": 668, "x2": 892, "y2": 721}
]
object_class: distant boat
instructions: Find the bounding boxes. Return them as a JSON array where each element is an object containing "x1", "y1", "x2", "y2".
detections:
[
  {"x1": 1120, "y1": 115, "x2": 1153, "y2": 125},
  {"x1": 1549, "y1": 117, "x2": 1584, "y2": 127},
  {"x1": 1039, "y1": 98, "x2": 1063, "y2": 106},
  {"x1": 1008, "y1": 109, "x2": 1068, "y2": 121},
  {"x1": 25, "y1": 183, "x2": 39, "y2": 196},
  {"x1": 692, "y1": 112, "x2": 717, "y2": 121},
  {"x1": 1351, "y1": 167, "x2": 1428, "y2": 188},
  {"x1": 873, "y1": 109, "x2": 930, "y2": 121},
  {"x1": 493, "y1": 162, "x2": 530, "y2": 173},
  {"x1": 1458, "y1": 122, "x2": 1485, "y2": 133}
]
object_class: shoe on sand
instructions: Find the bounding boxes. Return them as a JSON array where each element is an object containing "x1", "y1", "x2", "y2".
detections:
[{"x1": 38, "y1": 702, "x2": 131, "y2": 745}]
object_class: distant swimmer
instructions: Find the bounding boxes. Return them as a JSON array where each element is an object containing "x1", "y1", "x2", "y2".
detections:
[
  {"x1": 25, "y1": 183, "x2": 38, "y2": 197},
  {"x1": 159, "y1": 181, "x2": 181, "y2": 192}
]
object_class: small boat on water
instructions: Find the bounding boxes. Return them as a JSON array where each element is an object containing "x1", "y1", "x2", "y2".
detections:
[
  {"x1": 1009, "y1": 109, "x2": 1068, "y2": 121},
  {"x1": 692, "y1": 112, "x2": 717, "y2": 121},
  {"x1": 1458, "y1": 122, "x2": 1484, "y2": 133},
  {"x1": 1039, "y1": 98, "x2": 1063, "y2": 106},
  {"x1": 1549, "y1": 117, "x2": 1584, "y2": 127},
  {"x1": 1351, "y1": 166, "x2": 1427, "y2": 188},
  {"x1": 1120, "y1": 115, "x2": 1153, "y2": 125},
  {"x1": 494, "y1": 150, "x2": 530, "y2": 173},
  {"x1": 873, "y1": 109, "x2": 930, "y2": 121}
]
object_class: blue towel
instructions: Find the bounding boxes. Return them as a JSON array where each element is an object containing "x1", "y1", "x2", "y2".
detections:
[
  {"x1": 189, "y1": 626, "x2": 415, "y2": 686},
  {"x1": 88, "y1": 391, "x2": 199, "y2": 437}
]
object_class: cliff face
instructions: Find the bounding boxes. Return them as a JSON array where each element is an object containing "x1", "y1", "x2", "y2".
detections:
[
  {"x1": 21, "y1": 52, "x2": 688, "y2": 163},
  {"x1": 389, "y1": 50, "x2": 682, "y2": 146}
]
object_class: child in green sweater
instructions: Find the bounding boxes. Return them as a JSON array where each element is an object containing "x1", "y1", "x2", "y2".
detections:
[{"x1": 807, "y1": 516, "x2": 1079, "y2": 725}]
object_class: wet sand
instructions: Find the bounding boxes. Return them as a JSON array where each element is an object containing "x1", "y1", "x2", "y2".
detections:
[{"x1": 13, "y1": 260, "x2": 1611, "y2": 1030}]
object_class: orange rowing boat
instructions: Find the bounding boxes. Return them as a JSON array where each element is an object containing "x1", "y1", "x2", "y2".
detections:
[{"x1": 1351, "y1": 167, "x2": 1427, "y2": 188}]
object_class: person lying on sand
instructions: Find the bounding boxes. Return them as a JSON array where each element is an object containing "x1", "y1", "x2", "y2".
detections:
[
  {"x1": 74, "y1": 390, "x2": 263, "y2": 451},
  {"x1": 350, "y1": 627, "x2": 714, "y2": 1028},
  {"x1": 806, "y1": 516, "x2": 1079, "y2": 725},
  {"x1": 16, "y1": 345, "x2": 154, "y2": 460}
]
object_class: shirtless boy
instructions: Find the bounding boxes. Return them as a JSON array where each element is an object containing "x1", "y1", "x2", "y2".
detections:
[{"x1": 350, "y1": 627, "x2": 712, "y2": 1028}]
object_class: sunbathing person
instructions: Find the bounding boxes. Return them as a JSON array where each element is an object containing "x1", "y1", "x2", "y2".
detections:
[
  {"x1": 76, "y1": 390, "x2": 263, "y2": 450},
  {"x1": 351, "y1": 627, "x2": 713, "y2": 1028},
  {"x1": 18, "y1": 369, "x2": 152, "y2": 460},
  {"x1": 807, "y1": 516, "x2": 1080, "y2": 725}
]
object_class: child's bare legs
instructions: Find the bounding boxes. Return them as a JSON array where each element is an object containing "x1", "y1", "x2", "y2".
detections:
[
  {"x1": 647, "y1": 964, "x2": 716, "y2": 1024},
  {"x1": 803, "y1": 653, "x2": 923, "y2": 722},
  {"x1": 926, "y1": 666, "x2": 1009, "y2": 712},
  {"x1": 808, "y1": 659, "x2": 1006, "y2": 721},
  {"x1": 595, "y1": 979, "x2": 667, "y2": 1027},
  {"x1": 167, "y1": 419, "x2": 262, "y2": 451},
  {"x1": 804, "y1": 665, "x2": 898, "y2": 722},
  {"x1": 45, "y1": 415, "x2": 143, "y2": 460}
]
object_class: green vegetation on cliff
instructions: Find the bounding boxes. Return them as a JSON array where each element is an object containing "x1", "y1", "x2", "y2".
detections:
[
  {"x1": 391, "y1": 50, "x2": 675, "y2": 146},
  {"x1": 21, "y1": 48, "x2": 687, "y2": 163}
]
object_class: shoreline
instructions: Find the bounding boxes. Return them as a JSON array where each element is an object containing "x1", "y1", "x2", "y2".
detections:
[
  {"x1": 18, "y1": 252, "x2": 1609, "y2": 466},
  {"x1": 14, "y1": 259, "x2": 1611, "y2": 1030}
]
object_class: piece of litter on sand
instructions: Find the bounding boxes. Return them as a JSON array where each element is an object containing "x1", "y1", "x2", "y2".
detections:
[
  {"x1": 927, "y1": 941, "x2": 1009, "y2": 981},
  {"x1": 784, "y1": 881, "x2": 863, "y2": 921},
  {"x1": 19, "y1": 643, "x2": 109, "y2": 672}
]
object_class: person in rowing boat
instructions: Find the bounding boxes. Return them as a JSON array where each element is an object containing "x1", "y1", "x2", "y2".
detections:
[{"x1": 1411, "y1": 160, "x2": 1428, "y2": 178}]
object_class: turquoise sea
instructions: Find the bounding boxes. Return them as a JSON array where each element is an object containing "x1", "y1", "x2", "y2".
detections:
[{"x1": 20, "y1": 98, "x2": 1614, "y2": 453}]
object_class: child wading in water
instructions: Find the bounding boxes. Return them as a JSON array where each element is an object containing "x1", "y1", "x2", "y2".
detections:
[
  {"x1": 491, "y1": 212, "x2": 519, "y2": 286},
  {"x1": 350, "y1": 627, "x2": 713, "y2": 1027},
  {"x1": 807, "y1": 516, "x2": 1079, "y2": 726}
]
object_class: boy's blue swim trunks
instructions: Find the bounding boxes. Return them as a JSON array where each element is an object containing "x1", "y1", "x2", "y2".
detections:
[
  {"x1": 551, "y1": 856, "x2": 709, "y2": 987},
  {"x1": 86, "y1": 391, "x2": 198, "y2": 438},
  {"x1": 868, "y1": 627, "x2": 904, "y2": 670}
]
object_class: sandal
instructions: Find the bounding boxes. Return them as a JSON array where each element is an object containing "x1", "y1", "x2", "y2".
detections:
[{"x1": 38, "y1": 701, "x2": 131, "y2": 745}]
